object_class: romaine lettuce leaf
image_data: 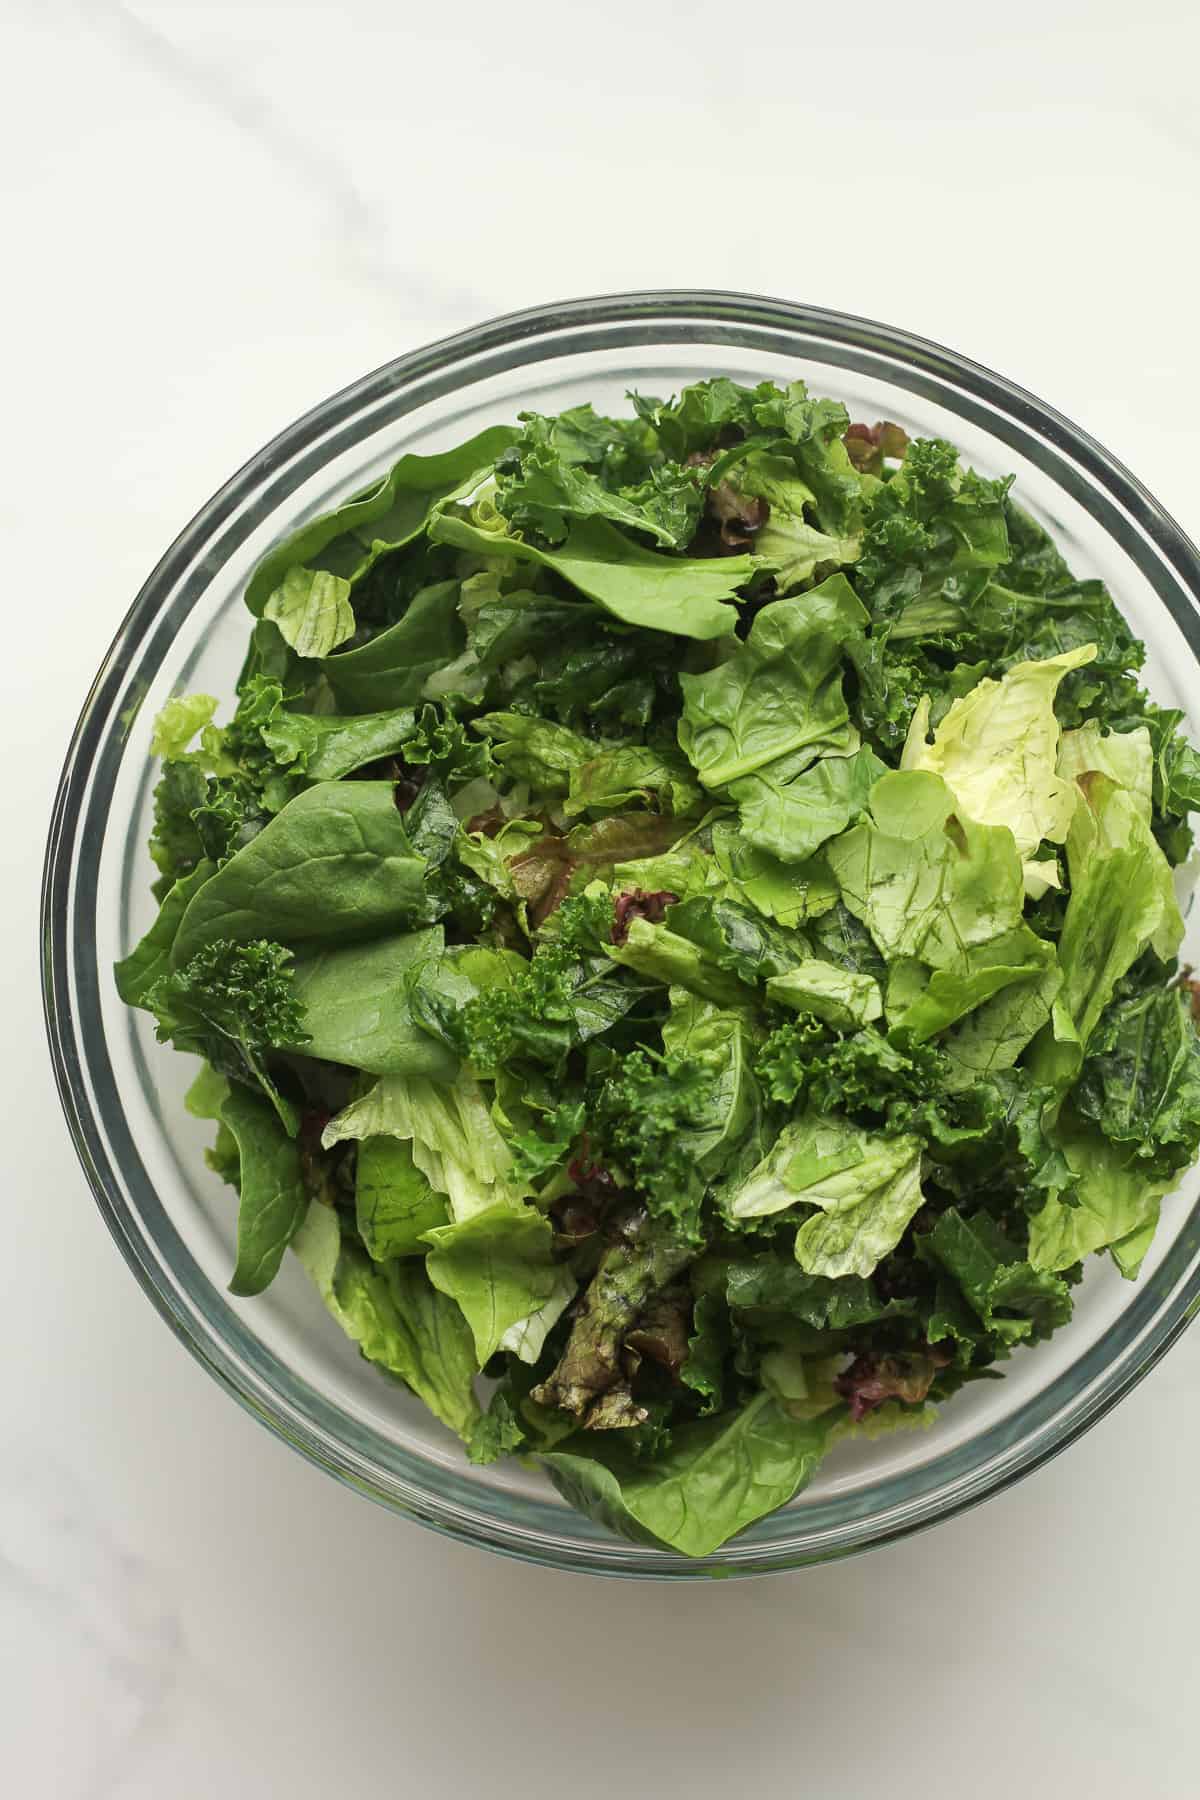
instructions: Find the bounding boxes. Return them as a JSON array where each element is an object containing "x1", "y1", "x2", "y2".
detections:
[
  {"x1": 766, "y1": 961, "x2": 883, "y2": 1030},
  {"x1": 322, "y1": 1070, "x2": 526, "y2": 1221},
  {"x1": 825, "y1": 770, "x2": 1024, "y2": 968},
  {"x1": 725, "y1": 1112, "x2": 925, "y2": 1280},
  {"x1": 1027, "y1": 1109, "x2": 1172, "y2": 1278},
  {"x1": 292, "y1": 1201, "x2": 480, "y2": 1440},
  {"x1": 355, "y1": 1135, "x2": 448, "y2": 1259},
  {"x1": 262, "y1": 566, "x2": 356, "y2": 658},
  {"x1": 902, "y1": 646, "x2": 1096, "y2": 894},
  {"x1": 423, "y1": 1202, "x2": 571, "y2": 1365},
  {"x1": 892, "y1": 926, "x2": 1059, "y2": 1045},
  {"x1": 1047, "y1": 763, "x2": 1184, "y2": 1063}
]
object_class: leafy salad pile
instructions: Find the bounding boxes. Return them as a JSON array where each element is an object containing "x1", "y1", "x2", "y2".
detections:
[{"x1": 116, "y1": 377, "x2": 1200, "y2": 1557}]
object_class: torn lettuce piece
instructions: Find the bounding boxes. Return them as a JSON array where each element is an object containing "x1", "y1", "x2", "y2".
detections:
[
  {"x1": 292, "y1": 1201, "x2": 480, "y2": 1441},
  {"x1": 725, "y1": 1112, "x2": 925, "y2": 1280},
  {"x1": 263, "y1": 566, "x2": 356, "y2": 658},
  {"x1": 891, "y1": 926, "x2": 1060, "y2": 1045},
  {"x1": 901, "y1": 646, "x2": 1096, "y2": 893},
  {"x1": 355, "y1": 1135, "x2": 449, "y2": 1259},
  {"x1": 709, "y1": 823, "x2": 839, "y2": 927},
  {"x1": 423, "y1": 1202, "x2": 571, "y2": 1366},
  {"x1": 322, "y1": 1070, "x2": 526, "y2": 1221},
  {"x1": 766, "y1": 961, "x2": 883, "y2": 1030},
  {"x1": 1027, "y1": 1108, "x2": 1172, "y2": 1278},
  {"x1": 825, "y1": 770, "x2": 1025, "y2": 970},
  {"x1": 1041, "y1": 768, "x2": 1184, "y2": 1073}
]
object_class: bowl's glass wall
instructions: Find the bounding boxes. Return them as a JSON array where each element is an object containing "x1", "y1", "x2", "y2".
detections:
[{"x1": 44, "y1": 294, "x2": 1200, "y2": 1577}]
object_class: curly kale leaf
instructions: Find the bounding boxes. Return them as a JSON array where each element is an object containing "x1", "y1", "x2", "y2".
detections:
[
  {"x1": 453, "y1": 892, "x2": 631, "y2": 1074},
  {"x1": 588, "y1": 1049, "x2": 716, "y2": 1242},
  {"x1": 494, "y1": 406, "x2": 704, "y2": 550},
  {"x1": 756, "y1": 1021, "x2": 950, "y2": 1121},
  {"x1": 145, "y1": 938, "x2": 309, "y2": 1135},
  {"x1": 1074, "y1": 985, "x2": 1200, "y2": 1177}
]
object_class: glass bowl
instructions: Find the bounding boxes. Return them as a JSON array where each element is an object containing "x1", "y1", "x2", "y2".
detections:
[{"x1": 42, "y1": 291, "x2": 1200, "y2": 1579}]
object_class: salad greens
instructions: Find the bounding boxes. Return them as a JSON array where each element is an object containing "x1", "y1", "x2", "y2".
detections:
[{"x1": 117, "y1": 380, "x2": 1200, "y2": 1557}]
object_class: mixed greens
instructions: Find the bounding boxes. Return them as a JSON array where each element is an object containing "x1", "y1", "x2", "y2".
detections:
[{"x1": 116, "y1": 379, "x2": 1200, "y2": 1557}]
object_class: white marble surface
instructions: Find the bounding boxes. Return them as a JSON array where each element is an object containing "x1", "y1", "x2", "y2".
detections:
[{"x1": 6, "y1": 2, "x2": 1200, "y2": 1793}]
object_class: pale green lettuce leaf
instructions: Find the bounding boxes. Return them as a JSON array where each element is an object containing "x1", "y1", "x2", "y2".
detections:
[
  {"x1": 1028, "y1": 1109, "x2": 1172, "y2": 1277},
  {"x1": 825, "y1": 770, "x2": 1024, "y2": 969},
  {"x1": 263, "y1": 566, "x2": 356, "y2": 657},
  {"x1": 901, "y1": 645, "x2": 1095, "y2": 893},
  {"x1": 607, "y1": 916, "x2": 755, "y2": 1009},
  {"x1": 423, "y1": 1202, "x2": 570, "y2": 1365},
  {"x1": 766, "y1": 961, "x2": 883, "y2": 1030},
  {"x1": 725, "y1": 1112, "x2": 925, "y2": 1279},
  {"x1": 355, "y1": 1135, "x2": 448, "y2": 1259},
  {"x1": 291, "y1": 1201, "x2": 480, "y2": 1440},
  {"x1": 151, "y1": 693, "x2": 219, "y2": 759},
  {"x1": 892, "y1": 925, "x2": 1059, "y2": 1044},
  {"x1": 1058, "y1": 720, "x2": 1154, "y2": 813},
  {"x1": 322, "y1": 1071, "x2": 526, "y2": 1220},
  {"x1": 1049, "y1": 769, "x2": 1184, "y2": 1061},
  {"x1": 709, "y1": 823, "x2": 839, "y2": 927}
]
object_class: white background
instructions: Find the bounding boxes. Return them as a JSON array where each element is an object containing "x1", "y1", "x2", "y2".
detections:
[{"x1": 5, "y1": 3, "x2": 1200, "y2": 1794}]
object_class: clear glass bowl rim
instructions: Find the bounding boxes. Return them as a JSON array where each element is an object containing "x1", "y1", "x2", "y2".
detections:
[{"x1": 41, "y1": 288, "x2": 1200, "y2": 1579}]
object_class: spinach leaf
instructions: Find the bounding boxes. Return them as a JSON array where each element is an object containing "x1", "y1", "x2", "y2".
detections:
[
  {"x1": 1074, "y1": 986, "x2": 1200, "y2": 1176},
  {"x1": 115, "y1": 861, "x2": 215, "y2": 1007},
  {"x1": 321, "y1": 581, "x2": 463, "y2": 711},
  {"x1": 221, "y1": 1086, "x2": 309, "y2": 1296},
  {"x1": 541, "y1": 1395, "x2": 833, "y2": 1557},
  {"x1": 287, "y1": 929, "x2": 458, "y2": 1078},
  {"x1": 171, "y1": 782, "x2": 429, "y2": 964},
  {"x1": 430, "y1": 508, "x2": 752, "y2": 639},
  {"x1": 245, "y1": 425, "x2": 519, "y2": 613},
  {"x1": 825, "y1": 771, "x2": 1025, "y2": 969},
  {"x1": 922, "y1": 1208, "x2": 1072, "y2": 1344},
  {"x1": 679, "y1": 576, "x2": 865, "y2": 791}
]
